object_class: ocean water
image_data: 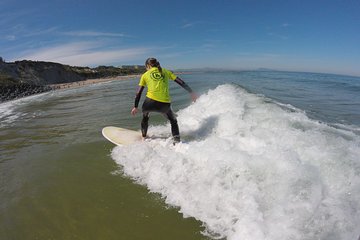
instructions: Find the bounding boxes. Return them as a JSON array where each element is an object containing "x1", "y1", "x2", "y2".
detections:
[{"x1": 0, "y1": 71, "x2": 359, "y2": 240}]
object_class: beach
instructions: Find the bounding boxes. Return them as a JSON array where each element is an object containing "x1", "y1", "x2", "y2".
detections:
[
  {"x1": 48, "y1": 72, "x2": 198, "y2": 90},
  {"x1": 48, "y1": 74, "x2": 141, "y2": 90}
]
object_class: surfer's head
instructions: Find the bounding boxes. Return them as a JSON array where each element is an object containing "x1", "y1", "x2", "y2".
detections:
[{"x1": 145, "y1": 57, "x2": 162, "y2": 74}]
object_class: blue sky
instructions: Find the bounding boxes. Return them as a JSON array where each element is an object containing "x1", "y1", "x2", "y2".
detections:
[{"x1": 1, "y1": 0, "x2": 359, "y2": 76}]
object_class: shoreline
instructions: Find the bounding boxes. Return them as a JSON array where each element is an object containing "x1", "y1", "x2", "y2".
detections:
[
  {"x1": 48, "y1": 74, "x2": 141, "y2": 90},
  {"x1": 0, "y1": 72, "x2": 198, "y2": 103},
  {"x1": 47, "y1": 71, "x2": 198, "y2": 90}
]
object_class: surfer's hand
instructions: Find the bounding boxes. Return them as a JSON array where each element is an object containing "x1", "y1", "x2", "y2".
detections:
[
  {"x1": 191, "y1": 92, "x2": 198, "y2": 102},
  {"x1": 131, "y1": 107, "x2": 138, "y2": 116}
]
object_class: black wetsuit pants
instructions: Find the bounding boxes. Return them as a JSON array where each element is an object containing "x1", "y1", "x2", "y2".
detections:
[{"x1": 141, "y1": 97, "x2": 180, "y2": 140}]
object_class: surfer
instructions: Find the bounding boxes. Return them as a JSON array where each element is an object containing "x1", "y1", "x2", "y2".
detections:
[{"x1": 131, "y1": 57, "x2": 197, "y2": 143}]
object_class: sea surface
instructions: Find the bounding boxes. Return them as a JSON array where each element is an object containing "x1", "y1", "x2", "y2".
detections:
[{"x1": 1, "y1": 70, "x2": 359, "y2": 240}]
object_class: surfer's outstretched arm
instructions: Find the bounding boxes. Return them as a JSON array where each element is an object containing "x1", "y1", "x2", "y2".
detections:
[
  {"x1": 131, "y1": 86, "x2": 145, "y2": 115},
  {"x1": 174, "y1": 77, "x2": 198, "y2": 102}
]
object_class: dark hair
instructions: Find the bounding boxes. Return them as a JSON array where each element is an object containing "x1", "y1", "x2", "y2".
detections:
[{"x1": 145, "y1": 57, "x2": 163, "y2": 76}]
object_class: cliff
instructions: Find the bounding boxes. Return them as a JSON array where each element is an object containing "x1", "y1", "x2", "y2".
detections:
[{"x1": 0, "y1": 59, "x2": 145, "y2": 102}]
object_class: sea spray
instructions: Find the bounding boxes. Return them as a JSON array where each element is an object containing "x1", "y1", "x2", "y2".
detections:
[{"x1": 111, "y1": 84, "x2": 360, "y2": 240}]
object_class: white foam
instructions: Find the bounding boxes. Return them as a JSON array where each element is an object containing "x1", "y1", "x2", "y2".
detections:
[
  {"x1": 111, "y1": 84, "x2": 360, "y2": 240},
  {"x1": 0, "y1": 92, "x2": 49, "y2": 128}
]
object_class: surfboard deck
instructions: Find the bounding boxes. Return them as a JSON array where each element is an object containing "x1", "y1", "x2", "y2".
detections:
[{"x1": 102, "y1": 126, "x2": 142, "y2": 146}]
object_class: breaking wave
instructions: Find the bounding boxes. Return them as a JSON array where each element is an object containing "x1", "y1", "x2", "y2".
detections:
[{"x1": 112, "y1": 84, "x2": 360, "y2": 240}]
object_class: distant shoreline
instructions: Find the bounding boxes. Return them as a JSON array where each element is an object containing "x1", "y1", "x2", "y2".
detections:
[
  {"x1": 47, "y1": 71, "x2": 197, "y2": 90},
  {"x1": 0, "y1": 71, "x2": 199, "y2": 103},
  {"x1": 48, "y1": 74, "x2": 141, "y2": 90}
]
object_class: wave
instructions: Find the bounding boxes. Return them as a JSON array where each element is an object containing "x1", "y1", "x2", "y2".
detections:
[
  {"x1": 0, "y1": 84, "x2": 98, "y2": 128},
  {"x1": 0, "y1": 92, "x2": 50, "y2": 128},
  {"x1": 112, "y1": 84, "x2": 360, "y2": 240}
]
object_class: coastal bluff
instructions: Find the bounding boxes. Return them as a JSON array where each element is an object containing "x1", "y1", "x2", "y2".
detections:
[{"x1": 0, "y1": 58, "x2": 145, "y2": 102}]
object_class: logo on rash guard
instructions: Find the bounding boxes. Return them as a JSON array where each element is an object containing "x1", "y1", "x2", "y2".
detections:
[{"x1": 151, "y1": 71, "x2": 163, "y2": 80}]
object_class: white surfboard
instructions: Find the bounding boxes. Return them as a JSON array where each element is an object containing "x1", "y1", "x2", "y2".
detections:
[{"x1": 102, "y1": 126, "x2": 142, "y2": 146}]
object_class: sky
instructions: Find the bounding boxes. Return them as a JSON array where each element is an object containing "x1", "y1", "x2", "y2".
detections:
[{"x1": 1, "y1": 0, "x2": 360, "y2": 76}]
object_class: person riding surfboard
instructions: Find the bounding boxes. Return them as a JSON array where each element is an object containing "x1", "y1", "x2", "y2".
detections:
[{"x1": 131, "y1": 58, "x2": 197, "y2": 144}]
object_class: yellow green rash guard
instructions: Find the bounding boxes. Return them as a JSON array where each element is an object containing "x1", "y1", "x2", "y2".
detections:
[{"x1": 139, "y1": 67, "x2": 177, "y2": 103}]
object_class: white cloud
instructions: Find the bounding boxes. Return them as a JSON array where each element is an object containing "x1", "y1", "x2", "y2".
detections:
[
  {"x1": 282, "y1": 23, "x2": 291, "y2": 27},
  {"x1": 24, "y1": 27, "x2": 58, "y2": 37},
  {"x1": 181, "y1": 23, "x2": 194, "y2": 29},
  {"x1": 268, "y1": 32, "x2": 289, "y2": 40},
  {"x1": 62, "y1": 30, "x2": 127, "y2": 38},
  {"x1": 15, "y1": 41, "x2": 150, "y2": 66},
  {"x1": 5, "y1": 35, "x2": 16, "y2": 41},
  {"x1": 180, "y1": 20, "x2": 206, "y2": 29}
]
